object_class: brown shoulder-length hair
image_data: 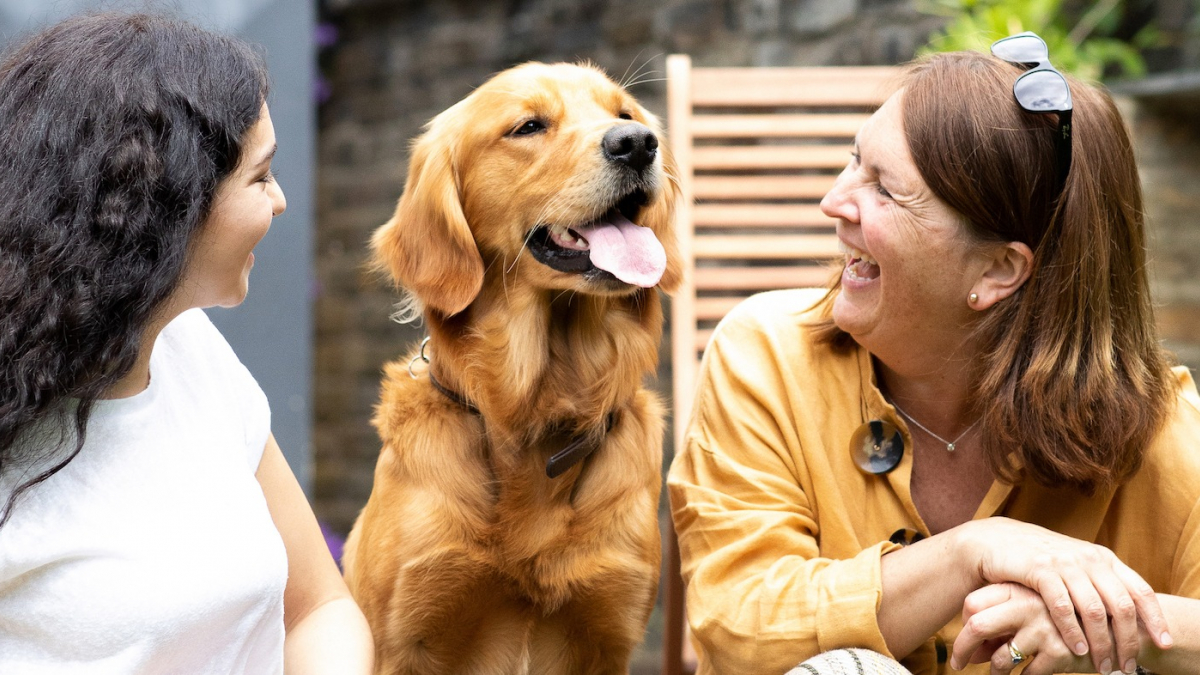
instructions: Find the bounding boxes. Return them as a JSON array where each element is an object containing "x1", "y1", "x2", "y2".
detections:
[{"x1": 812, "y1": 50, "x2": 1174, "y2": 493}]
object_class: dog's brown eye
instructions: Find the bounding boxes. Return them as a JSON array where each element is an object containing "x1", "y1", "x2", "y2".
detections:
[
  {"x1": 618, "y1": 112, "x2": 633, "y2": 120},
  {"x1": 511, "y1": 120, "x2": 546, "y2": 136}
]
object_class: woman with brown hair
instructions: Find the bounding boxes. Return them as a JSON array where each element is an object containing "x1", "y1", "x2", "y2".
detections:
[{"x1": 668, "y1": 34, "x2": 1200, "y2": 675}]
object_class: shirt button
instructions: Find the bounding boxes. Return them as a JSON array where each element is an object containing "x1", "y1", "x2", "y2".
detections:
[
  {"x1": 889, "y1": 528, "x2": 926, "y2": 546},
  {"x1": 850, "y1": 419, "x2": 904, "y2": 474}
]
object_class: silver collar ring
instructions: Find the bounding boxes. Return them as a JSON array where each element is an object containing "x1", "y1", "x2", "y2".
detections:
[{"x1": 408, "y1": 336, "x2": 431, "y2": 379}]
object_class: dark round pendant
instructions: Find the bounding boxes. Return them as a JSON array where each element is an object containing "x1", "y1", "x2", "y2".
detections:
[{"x1": 849, "y1": 419, "x2": 904, "y2": 474}]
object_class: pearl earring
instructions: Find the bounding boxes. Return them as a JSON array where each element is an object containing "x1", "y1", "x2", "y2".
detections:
[{"x1": 968, "y1": 293, "x2": 979, "y2": 305}]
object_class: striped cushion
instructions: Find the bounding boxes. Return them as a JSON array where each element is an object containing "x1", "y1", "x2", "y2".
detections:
[{"x1": 786, "y1": 648, "x2": 913, "y2": 675}]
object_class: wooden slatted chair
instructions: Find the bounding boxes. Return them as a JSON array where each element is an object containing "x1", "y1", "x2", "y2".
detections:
[{"x1": 662, "y1": 55, "x2": 900, "y2": 675}]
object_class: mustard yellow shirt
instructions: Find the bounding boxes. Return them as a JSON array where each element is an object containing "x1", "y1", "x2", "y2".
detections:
[{"x1": 667, "y1": 289, "x2": 1200, "y2": 675}]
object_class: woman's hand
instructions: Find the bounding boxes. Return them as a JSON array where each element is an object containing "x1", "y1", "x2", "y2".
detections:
[
  {"x1": 956, "y1": 517, "x2": 1170, "y2": 673},
  {"x1": 952, "y1": 583, "x2": 1097, "y2": 674}
]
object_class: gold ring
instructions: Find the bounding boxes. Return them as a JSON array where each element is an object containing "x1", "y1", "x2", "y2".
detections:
[{"x1": 1008, "y1": 641, "x2": 1027, "y2": 666}]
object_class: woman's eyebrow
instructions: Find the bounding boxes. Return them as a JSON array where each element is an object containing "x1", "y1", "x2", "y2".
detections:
[
  {"x1": 255, "y1": 144, "x2": 278, "y2": 167},
  {"x1": 854, "y1": 139, "x2": 889, "y2": 180}
]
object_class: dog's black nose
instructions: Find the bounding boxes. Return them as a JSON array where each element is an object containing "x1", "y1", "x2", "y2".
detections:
[{"x1": 602, "y1": 124, "x2": 658, "y2": 173}]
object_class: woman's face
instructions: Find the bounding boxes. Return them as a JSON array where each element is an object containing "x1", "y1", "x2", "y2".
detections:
[
  {"x1": 819, "y1": 93, "x2": 991, "y2": 361},
  {"x1": 177, "y1": 104, "x2": 286, "y2": 309}
]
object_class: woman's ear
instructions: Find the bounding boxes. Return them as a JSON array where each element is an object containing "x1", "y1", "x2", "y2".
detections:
[
  {"x1": 371, "y1": 120, "x2": 484, "y2": 317},
  {"x1": 970, "y1": 241, "x2": 1033, "y2": 310}
]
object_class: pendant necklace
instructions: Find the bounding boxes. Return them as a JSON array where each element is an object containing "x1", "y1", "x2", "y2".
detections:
[{"x1": 890, "y1": 402, "x2": 980, "y2": 452}]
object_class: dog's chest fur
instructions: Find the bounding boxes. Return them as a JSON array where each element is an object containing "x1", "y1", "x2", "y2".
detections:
[
  {"x1": 384, "y1": 295, "x2": 662, "y2": 608},
  {"x1": 426, "y1": 378, "x2": 655, "y2": 609}
]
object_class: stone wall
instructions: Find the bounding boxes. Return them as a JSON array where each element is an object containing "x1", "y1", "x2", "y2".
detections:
[
  {"x1": 314, "y1": 0, "x2": 945, "y2": 534},
  {"x1": 1126, "y1": 92, "x2": 1200, "y2": 370}
]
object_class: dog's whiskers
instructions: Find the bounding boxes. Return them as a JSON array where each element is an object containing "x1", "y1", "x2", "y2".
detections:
[
  {"x1": 619, "y1": 51, "x2": 654, "y2": 89},
  {"x1": 551, "y1": 288, "x2": 575, "y2": 306},
  {"x1": 662, "y1": 168, "x2": 682, "y2": 191},
  {"x1": 505, "y1": 190, "x2": 569, "y2": 281},
  {"x1": 508, "y1": 236, "x2": 530, "y2": 276},
  {"x1": 499, "y1": 255, "x2": 514, "y2": 303},
  {"x1": 482, "y1": 255, "x2": 502, "y2": 280},
  {"x1": 534, "y1": 192, "x2": 571, "y2": 228},
  {"x1": 617, "y1": 50, "x2": 645, "y2": 90},
  {"x1": 624, "y1": 52, "x2": 663, "y2": 90},
  {"x1": 623, "y1": 74, "x2": 666, "y2": 89}
]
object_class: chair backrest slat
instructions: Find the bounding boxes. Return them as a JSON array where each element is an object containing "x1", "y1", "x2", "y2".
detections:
[
  {"x1": 689, "y1": 66, "x2": 901, "y2": 106},
  {"x1": 691, "y1": 113, "x2": 872, "y2": 138},
  {"x1": 693, "y1": 175, "x2": 835, "y2": 200}
]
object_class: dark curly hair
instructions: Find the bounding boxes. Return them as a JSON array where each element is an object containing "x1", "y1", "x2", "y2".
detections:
[{"x1": 0, "y1": 13, "x2": 269, "y2": 527}]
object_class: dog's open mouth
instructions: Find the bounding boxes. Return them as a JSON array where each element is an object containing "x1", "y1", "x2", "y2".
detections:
[{"x1": 527, "y1": 190, "x2": 666, "y2": 288}]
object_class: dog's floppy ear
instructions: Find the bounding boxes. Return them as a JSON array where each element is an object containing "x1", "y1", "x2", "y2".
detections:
[{"x1": 372, "y1": 120, "x2": 484, "y2": 317}]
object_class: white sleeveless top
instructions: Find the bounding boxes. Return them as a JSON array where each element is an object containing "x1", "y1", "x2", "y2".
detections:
[{"x1": 0, "y1": 309, "x2": 287, "y2": 674}]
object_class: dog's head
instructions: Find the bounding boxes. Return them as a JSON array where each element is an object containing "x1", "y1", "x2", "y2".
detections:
[{"x1": 373, "y1": 62, "x2": 682, "y2": 318}]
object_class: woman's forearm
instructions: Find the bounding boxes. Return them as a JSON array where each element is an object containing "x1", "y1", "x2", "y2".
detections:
[
  {"x1": 284, "y1": 596, "x2": 374, "y2": 675},
  {"x1": 1139, "y1": 594, "x2": 1200, "y2": 674},
  {"x1": 878, "y1": 525, "x2": 982, "y2": 658}
]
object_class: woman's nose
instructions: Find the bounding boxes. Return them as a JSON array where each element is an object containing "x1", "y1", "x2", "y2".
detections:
[
  {"x1": 820, "y1": 172, "x2": 857, "y2": 223},
  {"x1": 271, "y1": 182, "x2": 287, "y2": 217}
]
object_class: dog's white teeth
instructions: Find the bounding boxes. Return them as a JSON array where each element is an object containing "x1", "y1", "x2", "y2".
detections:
[
  {"x1": 568, "y1": 228, "x2": 590, "y2": 249},
  {"x1": 548, "y1": 225, "x2": 590, "y2": 251}
]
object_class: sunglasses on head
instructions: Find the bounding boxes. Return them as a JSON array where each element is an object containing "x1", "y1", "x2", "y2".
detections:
[{"x1": 990, "y1": 31, "x2": 1073, "y2": 190}]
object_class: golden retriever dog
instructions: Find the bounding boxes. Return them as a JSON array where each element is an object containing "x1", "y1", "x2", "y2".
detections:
[{"x1": 342, "y1": 61, "x2": 681, "y2": 675}]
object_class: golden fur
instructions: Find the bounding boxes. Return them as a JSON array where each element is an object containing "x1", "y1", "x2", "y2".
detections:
[{"x1": 342, "y1": 62, "x2": 681, "y2": 675}]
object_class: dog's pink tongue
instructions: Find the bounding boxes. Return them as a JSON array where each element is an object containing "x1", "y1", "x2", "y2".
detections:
[{"x1": 575, "y1": 212, "x2": 666, "y2": 288}]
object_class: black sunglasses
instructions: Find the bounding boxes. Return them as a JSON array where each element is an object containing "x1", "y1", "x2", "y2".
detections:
[{"x1": 990, "y1": 31, "x2": 1074, "y2": 189}]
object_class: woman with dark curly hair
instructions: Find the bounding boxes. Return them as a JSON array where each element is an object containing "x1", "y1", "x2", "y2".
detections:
[
  {"x1": 0, "y1": 13, "x2": 372, "y2": 673},
  {"x1": 670, "y1": 35, "x2": 1200, "y2": 675}
]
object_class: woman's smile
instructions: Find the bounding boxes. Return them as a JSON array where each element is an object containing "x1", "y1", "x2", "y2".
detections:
[{"x1": 839, "y1": 240, "x2": 880, "y2": 283}]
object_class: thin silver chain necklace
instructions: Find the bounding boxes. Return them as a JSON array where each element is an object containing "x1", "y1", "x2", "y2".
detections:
[{"x1": 890, "y1": 402, "x2": 980, "y2": 452}]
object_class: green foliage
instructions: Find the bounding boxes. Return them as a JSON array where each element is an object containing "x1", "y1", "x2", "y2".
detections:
[{"x1": 918, "y1": 0, "x2": 1154, "y2": 81}]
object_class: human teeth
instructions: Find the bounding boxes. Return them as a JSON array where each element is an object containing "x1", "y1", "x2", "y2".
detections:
[{"x1": 840, "y1": 243, "x2": 877, "y2": 267}]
